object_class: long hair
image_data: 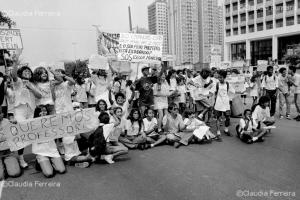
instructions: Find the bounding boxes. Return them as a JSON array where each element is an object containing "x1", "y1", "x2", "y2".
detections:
[
  {"x1": 166, "y1": 70, "x2": 176, "y2": 85},
  {"x1": 95, "y1": 99, "x2": 108, "y2": 112},
  {"x1": 127, "y1": 108, "x2": 143, "y2": 132},
  {"x1": 33, "y1": 67, "x2": 49, "y2": 83},
  {"x1": 17, "y1": 66, "x2": 34, "y2": 82}
]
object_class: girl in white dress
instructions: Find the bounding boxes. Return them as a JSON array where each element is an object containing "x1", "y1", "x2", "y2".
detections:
[{"x1": 32, "y1": 105, "x2": 66, "y2": 178}]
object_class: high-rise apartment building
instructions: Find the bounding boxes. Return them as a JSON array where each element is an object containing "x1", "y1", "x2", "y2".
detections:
[
  {"x1": 168, "y1": 0, "x2": 200, "y2": 65},
  {"x1": 224, "y1": 0, "x2": 300, "y2": 65},
  {"x1": 198, "y1": 0, "x2": 224, "y2": 68},
  {"x1": 148, "y1": 0, "x2": 169, "y2": 54}
]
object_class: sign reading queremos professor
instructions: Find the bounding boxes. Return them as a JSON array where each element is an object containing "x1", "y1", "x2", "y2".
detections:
[{"x1": 0, "y1": 29, "x2": 23, "y2": 49}]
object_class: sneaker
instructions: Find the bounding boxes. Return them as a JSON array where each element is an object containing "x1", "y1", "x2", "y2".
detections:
[
  {"x1": 213, "y1": 135, "x2": 222, "y2": 142},
  {"x1": 104, "y1": 155, "x2": 115, "y2": 164},
  {"x1": 279, "y1": 115, "x2": 284, "y2": 119},
  {"x1": 293, "y1": 115, "x2": 300, "y2": 120},
  {"x1": 286, "y1": 115, "x2": 291, "y2": 120},
  {"x1": 19, "y1": 157, "x2": 28, "y2": 169},
  {"x1": 74, "y1": 162, "x2": 90, "y2": 168}
]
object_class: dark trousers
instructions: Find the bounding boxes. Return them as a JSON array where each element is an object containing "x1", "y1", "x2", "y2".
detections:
[{"x1": 265, "y1": 89, "x2": 277, "y2": 116}]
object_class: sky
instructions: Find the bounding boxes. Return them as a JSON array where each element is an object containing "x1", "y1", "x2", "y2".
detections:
[{"x1": 0, "y1": 0, "x2": 153, "y2": 66}]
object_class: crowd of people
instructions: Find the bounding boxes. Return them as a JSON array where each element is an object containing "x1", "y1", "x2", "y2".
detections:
[{"x1": 0, "y1": 56, "x2": 299, "y2": 180}]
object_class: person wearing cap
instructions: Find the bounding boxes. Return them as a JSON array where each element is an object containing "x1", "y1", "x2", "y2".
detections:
[{"x1": 133, "y1": 65, "x2": 158, "y2": 116}]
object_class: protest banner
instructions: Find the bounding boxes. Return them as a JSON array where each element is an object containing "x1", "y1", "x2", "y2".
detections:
[
  {"x1": 1, "y1": 108, "x2": 99, "y2": 151},
  {"x1": 0, "y1": 29, "x2": 23, "y2": 49},
  {"x1": 111, "y1": 61, "x2": 131, "y2": 74},
  {"x1": 118, "y1": 33, "x2": 163, "y2": 64},
  {"x1": 88, "y1": 54, "x2": 109, "y2": 70},
  {"x1": 162, "y1": 54, "x2": 175, "y2": 61},
  {"x1": 96, "y1": 28, "x2": 120, "y2": 56},
  {"x1": 257, "y1": 60, "x2": 268, "y2": 72},
  {"x1": 220, "y1": 61, "x2": 231, "y2": 70},
  {"x1": 226, "y1": 75, "x2": 246, "y2": 93}
]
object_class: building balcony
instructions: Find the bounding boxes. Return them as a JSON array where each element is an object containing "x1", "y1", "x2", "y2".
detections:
[
  {"x1": 239, "y1": 7, "x2": 246, "y2": 14},
  {"x1": 225, "y1": 0, "x2": 231, "y2": 5},
  {"x1": 232, "y1": 0, "x2": 238, "y2": 3},
  {"x1": 240, "y1": 21, "x2": 247, "y2": 26},
  {"x1": 232, "y1": 23, "x2": 239, "y2": 28},
  {"x1": 248, "y1": 19, "x2": 255, "y2": 25},
  {"x1": 285, "y1": 0, "x2": 294, "y2": 2},
  {"x1": 286, "y1": 10, "x2": 295, "y2": 17},
  {"x1": 232, "y1": 10, "x2": 239, "y2": 15},
  {"x1": 265, "y1": 15, "x2": 273, "y2": 21},
  {"x1": 225, "y1": 24, "x2": 231, "y2": 29},
  {"x1": 275, "y1": 0, "x2": 283, "y2": 4},
  {"x1": 256, "y1": 17, "x2": 264, "y2": 23},
  {"x1": 275, "y1": 12, "x2": 283, "y2": 19}
]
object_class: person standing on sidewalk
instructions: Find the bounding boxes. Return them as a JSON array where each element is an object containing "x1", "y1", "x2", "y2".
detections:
[
  {"x1": 261, "y1": 66, "x2": 278, "y2": 117},
  {"x1": 278, "y1": 67, "x2": 291, "y2": 119},
  {"x1": 288, "y1": 66, "x2": 300, "y2": 121}
]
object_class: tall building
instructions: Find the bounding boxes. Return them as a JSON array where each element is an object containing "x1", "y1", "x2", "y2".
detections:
[
  {"x1": 224, "y1": 0, "x2": 300, "y2": 65},
  {"x1": 148, "y1": 0, "x2": 169, "y2": 54},
  {"x1": 168, "y1": 0, "x2": 200, "y2": 65},
  {"x1": 198, "y1": 0, "x2": 224, "y2": 68}
]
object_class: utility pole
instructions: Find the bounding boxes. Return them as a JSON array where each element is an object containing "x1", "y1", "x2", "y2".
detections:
[{"x1": 128, "y1": 6, "x2": 133, "y2": 32}]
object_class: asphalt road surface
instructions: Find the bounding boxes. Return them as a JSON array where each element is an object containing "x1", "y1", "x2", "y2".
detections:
[{"x1": 1, "y1": 102, "x2": 300, "y2": 200}]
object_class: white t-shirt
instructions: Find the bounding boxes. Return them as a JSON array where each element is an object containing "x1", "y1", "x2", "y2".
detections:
[
  {"x1": 249, "y1": 82, "x2": 258, "y2": 97},
  {"x1": 13, "y1": 78, "x2": 36, "y2": 110},
  {"x1": 293, "y1": 73, "x2": 300, "y2": 94},
  {"x1": 55, "y1": 81, "x2": 73, "y2": 114},
  {"x1": 125, "y1": 120, "x2": 143, "y2": 136},
  {"x1": 92, "y1": 75, "x2": 111, "y2": 105},
  {"x1": 63, "y1": 136, "x2": 81, "y2": 161},
  {"x1": 0, "y1": 118, "x2": 10, "y2": 151},
  {"x1": 261, "y1": 75, "x2": 278, "y2": 90},
  {"x1": 36, "y1": 82, "x2": 54, "y2": 106},
  {"x1": 252, "y1": 105, "x2": 271, "y2": 128},
  {"x1": 239, "y1": 118, "x2": 254, "y2": 134},
  {"x1": 169, "y1": 78, "x2": 177, "y2": 91},
  {"x1": 74, "y1": 83, "x2": 88, "y2": 103},
  {"x1": 176, "y1": 85, "x2": 187, "y2": 103},
  {"x1": 113, "y1": 101, "x2": 130, "y2": 118},
  {"x1": 143, "y1": 118, "x2": 157, "y2": 132},
  {"x1": 32, "y1": 140, "x2": 60, "y2": 158}
]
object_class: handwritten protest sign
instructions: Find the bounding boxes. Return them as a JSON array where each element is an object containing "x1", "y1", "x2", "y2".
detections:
[
  {"x1": 257, "y1": 60, "x2": 268, "y2": 72},
  {"x1": 0, "y1": 29, "x2": 23, "y2": 49},
  {"x1": 227, "y1": 75, "x2": 245, "y2": 93},
  {"x1": 118, "y1": 33, "x2": 163, "y2": 64},
  {"x1": 220, "y1": 61, "x2": 231, "y2": 70},
  {"x1": 1, "y1": 108, "x2": 99, "y2": 151},
  {"x1": 162, "y1": 54, "x2": 175, "y2": 61},
  {"x1": 88, "y1": 54, "x2": 109, "y2": 70}
]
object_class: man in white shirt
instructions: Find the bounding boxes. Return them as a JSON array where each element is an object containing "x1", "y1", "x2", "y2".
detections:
[
  {"x1": 261, "y1": 66, "x2": 278, "y2": 117},
  {"x1": 288, "y1": 66, "x2": 300, "y2": 121}
]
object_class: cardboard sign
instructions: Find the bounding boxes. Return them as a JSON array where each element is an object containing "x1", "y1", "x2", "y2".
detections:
[
  {"x1": 0, "y1": 29, "x2": 23, "y2": 49},
  {"x1": 88, "y1": 54, "x2": 109, "y2": 70},
  {"x1": 162, "y1": 54, "x2": 175, "y2": 61},
  {"x1": 2, "y1": 108, "x2": 99, "y2": 151},
  {"x1": 220, "y1": 62, "x2": 231, "y2": 70},
  {"x1": 118, "y1": 33, "x2": 163, "y2": 64},
  {"x1": 257, "y1": 60, "x2": 268, "y2": 72},
  {"x1": 226, "y1": 75, "x2": 246, "y2": 93},
  {"x1": 111, "y1": 61, "x2": 131, "y2": 73}
]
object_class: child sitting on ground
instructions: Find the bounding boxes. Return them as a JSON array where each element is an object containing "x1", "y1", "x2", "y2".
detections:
[
  {"x1": 236, "y1": 109, "x2": 267, "y2": 144},
  {"x1": 182, "y1": 110, "x2": 215, "y2": 144},
  {"x1": 143, "y1": 108, "x2": 167, "y2": 148}
]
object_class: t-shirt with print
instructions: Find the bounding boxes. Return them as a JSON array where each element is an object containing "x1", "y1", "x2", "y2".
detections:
[
  {"x1": 135, "y1": 76, "x2": 157, "y2": 106},
  {"x1": 36, "y1": 82, "x2": 54, "y2": 106}
]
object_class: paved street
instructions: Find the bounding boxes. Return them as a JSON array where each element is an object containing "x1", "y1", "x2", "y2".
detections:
[{"x1": 1, "y1": 102, "x2": 300, "y2": 200}]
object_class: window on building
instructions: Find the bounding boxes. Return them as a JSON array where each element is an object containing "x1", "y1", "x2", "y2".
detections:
[
  {"x1": 240, "y1": 13, "x2": 246, "y2": 22},
  {"x1": 233, "y1": 15, "x2": 238, "y2": 23},
  {"x1": 266, "y1": 21, "x2": 273, "y2": 29},
  {"x1": 286, "y1": 16, "x2": 294, "y2": 26},
  {"x1": 226, "y1": 17, "x2": 231, "y2": 25},
  {"x1": 298, "y1": 15, "x2": 300, "y2": 24},
  {"x1": 257, "y1": 9, "x2": 264, "y2": 18},
  {"x1": 248, "y1": 11, "x2": 254, "y2": 20},
  {"x1": 249, "y1": 25, "x2": 255, "y2": 32},
  {"x1": 231, "y1": 42, "x2": 246, "y2": 61},
  {"x1": 249, "y1": 0, "x2": 254, "y2": 6},
  {"x1": 257, "y1": 23, "x2": 264, "y2": 31},
  {"x1": 276, "y1": 19, "x2": 283, "y2": 27},
  {"x1": 251, "y1": 39, "x2": 272, "y2": 65},
  {"x1": 266, "y1": 6, "x2": 273, "y2": 16},
  {"x1": 276, "y1": 3, "x2": 283, "y2": 14},
  {"x1": 286, "y1": 1, "x2": 295, "y2": 11},
  {"x1": 225, "y1": 4, "x2": 230, "y2": 13},
  {"x1": 241, "y1": 26, "x2": 246, "y2": 34},
  {"x1": 257, "y1": 0, "x2": 263, "y2": 4},
  {"x1": 233, "y1": 2, "x2": 238, "y2": 11},
  {"x1": 233, "y1": 28, "x2": 238, "y2": 35},
  {"x1": 226, "y1": 29, "x2": 231, "y2": 36},
  {"x1": 240, "y1": 0, "x2": 246, "y2": 9}
]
